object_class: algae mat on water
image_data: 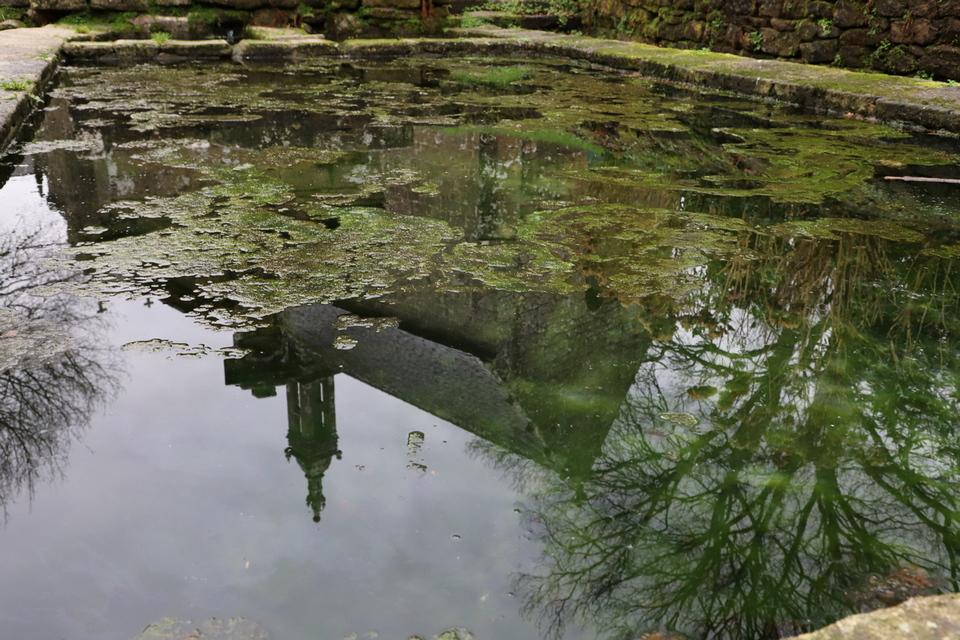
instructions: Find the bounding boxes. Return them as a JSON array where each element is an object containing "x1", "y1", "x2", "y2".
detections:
[{"x1": 8, "y1": 56, "x2": 957, "y2": 328}]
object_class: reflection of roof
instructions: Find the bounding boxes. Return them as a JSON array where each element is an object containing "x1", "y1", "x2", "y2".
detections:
[
  {"x1": 226, "y1": 304, "x2": 548, "y2": 465},
  {"x1": 224, "y1": 282, "x2": 653, "y2": 479}
]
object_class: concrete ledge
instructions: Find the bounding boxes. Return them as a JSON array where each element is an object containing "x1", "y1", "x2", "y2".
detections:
[
  {"x1": 231, "y1": 37, "x2": 337, "y2": 61},
  {"x1": 0, "y1": 26, "x2": 75, "y2": 152},
  {"x1": 63, "y1": 39, "x2": 232, "y2": 64}
]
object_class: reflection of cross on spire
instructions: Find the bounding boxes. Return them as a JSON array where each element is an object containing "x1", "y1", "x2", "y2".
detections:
[{"x1": 283, "y1": 376, "x2": 341, "y2": 523}]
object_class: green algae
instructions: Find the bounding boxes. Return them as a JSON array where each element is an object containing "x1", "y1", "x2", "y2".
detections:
[
  {"x1": 768, "y1": 217, "x2": 926, "y2": 243},
  {"x1": 24, "y1": 55, "x2": 960, "y2": 328}
]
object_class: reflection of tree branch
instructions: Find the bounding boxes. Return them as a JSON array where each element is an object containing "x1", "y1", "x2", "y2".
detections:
[
  {"x1": 488, "y1": 228, "x2": 960, "y2": 639},
  {"x1": 0, "y1": 226, "x2": 118, "y2": 517}
]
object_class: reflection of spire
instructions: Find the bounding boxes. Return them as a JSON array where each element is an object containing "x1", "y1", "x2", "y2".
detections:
[{"x1": 284, "y1": 377, "x2": 341, "y2": 523}]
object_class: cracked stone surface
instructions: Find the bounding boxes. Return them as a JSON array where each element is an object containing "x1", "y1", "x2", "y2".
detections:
[
  {"x1": 788, "y1": 595, "x2": 960, "y2": 640},
  {"x1": 0, "y1": 26, "x2": 77, "y2": 149}
]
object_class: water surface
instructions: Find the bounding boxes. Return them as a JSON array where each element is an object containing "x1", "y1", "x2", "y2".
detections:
[{"x1": 2, "y1": 56, "x2": 960, "y2": 640}]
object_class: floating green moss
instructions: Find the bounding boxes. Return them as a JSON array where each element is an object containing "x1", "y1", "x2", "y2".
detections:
[
  {"x1": 27, "y1": 56, "x2": 960, "y2": 328},
  {"x1": 450, "y1": 65, "x2": 532, "y2": 87}
]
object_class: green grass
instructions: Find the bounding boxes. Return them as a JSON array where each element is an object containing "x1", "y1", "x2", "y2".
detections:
[
  {"x1": 0, "y1": 7, "x2": 24, "y2": 21},
  {"x1": 1, "y1": 79, "x2": 33, "y2": 92},
  {"x1": 187, "y1": 6, "x2": 249, "y2": 26},
  {"x1": 58, "y1": 11, "x2": 137, "y2": 34},
  {"x1": 150, "y1": 31, "x2": 171, "y2": 44},
  {"x1": 450, "y1": 65, "x2": 532, "y2": 87},
  {"x1": 459, "y1": 14, "x2": 491, "y2": 28}
]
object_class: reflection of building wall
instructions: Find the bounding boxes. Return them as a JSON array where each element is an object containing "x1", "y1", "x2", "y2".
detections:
[
  {"x1": 226, "y1": 285, "x2": 654, "y2": 481},
  {"x1": 382, "y1": 129, "x2": 589, "y2": 241}
]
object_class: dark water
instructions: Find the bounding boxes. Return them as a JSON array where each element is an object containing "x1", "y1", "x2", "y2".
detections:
[{"x1": 2, "y1": 55, "x2": 960, "y2": 640}]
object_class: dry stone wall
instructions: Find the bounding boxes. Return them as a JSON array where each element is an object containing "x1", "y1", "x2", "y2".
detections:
[
  {"x1": 580, "y1": 0, "x2": 960, "y2": 80},
  {"x1": 0, "y1": 0, "x2": 450, "y2": 38}
]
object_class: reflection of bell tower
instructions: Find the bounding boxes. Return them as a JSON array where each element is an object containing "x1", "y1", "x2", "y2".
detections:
[{"x1": 284, "y1": 376, "x2": 341, "y2": 523}]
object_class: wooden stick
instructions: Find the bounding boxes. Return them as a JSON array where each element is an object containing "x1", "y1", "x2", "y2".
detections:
[{"x1": 884, "y1": 176, "x2": 960, "y2": 184}]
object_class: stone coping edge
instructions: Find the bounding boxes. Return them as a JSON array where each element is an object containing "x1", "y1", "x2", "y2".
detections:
[
  {"x1": 0, "y1": 28, "x2": 74, "y2": 153},
  {"x1": 0, "y1": 58, "x2": 58, "y2": 153}
]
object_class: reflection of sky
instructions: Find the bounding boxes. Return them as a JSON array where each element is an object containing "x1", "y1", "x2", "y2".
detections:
[
  {"x1": 0, "y1": 296, "x2": 562, "y2": 640},
  {"x1": 0, "y1": 172, "x2": 66, "y2": 240},
  {"x1": 0, "y1": 122, "x2": 595, "y2": 640}
]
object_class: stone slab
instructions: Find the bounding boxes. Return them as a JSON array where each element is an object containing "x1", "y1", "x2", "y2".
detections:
[
  {"x1": 787, "y1": 594, "x2": 960, "y2": 640},
  {"x1": 0, "y1": 26, "x2": 75, "y2": 152},
  {"x1": 231, "y1": 37, "x2": 337, "y2": 60},
  {"x1": 160, "y1": 39, "x2": 232, "y2": 58}
]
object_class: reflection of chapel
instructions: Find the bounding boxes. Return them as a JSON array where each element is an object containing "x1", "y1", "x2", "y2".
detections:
[
  {"x1": 284, "y1": 378, "x2": 341, "y2": 523},
  {"x1": 224, "y1": 299, "x2": 638, "y2": 524}
]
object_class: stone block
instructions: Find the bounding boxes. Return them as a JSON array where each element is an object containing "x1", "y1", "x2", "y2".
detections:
[
  {"x1": 204, "y1": 0, "x2": 265, "y2": 10},
  {"x1": 364, "y1": 0, "x2": 420, "y2": 8},
  {"x1": 874, "y1": 45, "x2": 918, "y2": 74},
  {"x1": 890, "y1": 19, "x2": 938, "y2": 46},
  {"x1": 326, "y1": 11, "x2": 363, "y2": 36},
  {"x1": 796, "y1": 19, "x2": 818, "y2": 41},
  {"x1": 919, "y1": 44, "x2": 960, "y2": 79},
  {"x1": 909, "y1": 0, "x2": 939, "y2": 18},
  {"x1": 365, "y1": 6, "x2": 415, "y2": 19},
  {"x1": 798, "y1": 37, "x2": 837, "y2": 62},
  {"x1": 131, "y1": 15, "x2": 212, "y2": 39},
  {"x1": 837, "y1": 44, "x2": 870, "y2": 66},
  {"x1": 769, "y1": 17, "x2": 794, "y2": 31},
  {"x1": 839, "y1": 27, "x2": 882, "y2": 47},
  {"x1": 62, "y1": 40, "x2": 114, "y2": 59},
  {"x1": 806, "y1": 1, "x2": 834, "y2": 18},
  {"x1": 757, "y1": 0, "x2": 782, "y2": 19},
  {"x1": 940, "y1": 0, "x2": 960, "y2": 18},
  {"x1": 160, "y1": 39, "x2": 231, "y2": 56},
  {"x1": 232, "y1": 37, "x2": 336, "y2": 60},
  {"x1": 264, "y1": 0, "x2": 298, "y2": 9},
  {"x1": 874, "y1": 0, "x2": 906, "y2": 17},
  {"x1": 30, "y1": 0, "x2": 86, "y2": 10},
  {"x1": 760, "y1": 26, "x2": 799, "y2": 56},
  {"x1": 833, "y1": 0, "x2": 868, "y2": 28},
  {"x1": 113, "y1": 39, "x2": 159, "y2": 62}
]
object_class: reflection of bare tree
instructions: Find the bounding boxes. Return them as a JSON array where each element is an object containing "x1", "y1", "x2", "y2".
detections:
[
  {"x1": 0, "y1": 226, "x2": 117, "y2": 515},
  {"x1": 490, "y1": 230, "x2": 960, "y2": 640}
]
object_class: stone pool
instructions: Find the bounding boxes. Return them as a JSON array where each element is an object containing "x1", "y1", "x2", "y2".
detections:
[{"x1": 1, "y1": 54, "x2": 960, "y2": 639}]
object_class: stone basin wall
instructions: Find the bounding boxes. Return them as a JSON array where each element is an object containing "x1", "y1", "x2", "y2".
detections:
[
  {"x1": 580, "y1": 0, "x2": 960, "y2": 80},
  {"x1": 0, "y1": 0, "x2": 451, "y2": 38}
]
